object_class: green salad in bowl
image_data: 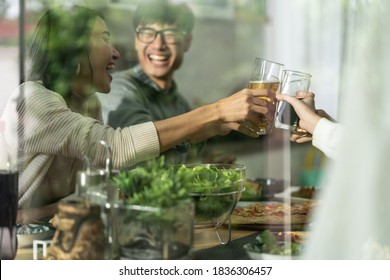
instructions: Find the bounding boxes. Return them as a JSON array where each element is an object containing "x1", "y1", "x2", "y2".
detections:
[
  {"x1": 112, "y1": 158, "x2": 245, "y2": 245},
  {"x1": 180, "y1": 164, "x2": 245, "y2": 229}
]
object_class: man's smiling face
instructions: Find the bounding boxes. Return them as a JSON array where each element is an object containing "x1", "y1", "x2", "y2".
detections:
[{"x1": 134, "y1": 23, "x2": 191, "y2": 88}]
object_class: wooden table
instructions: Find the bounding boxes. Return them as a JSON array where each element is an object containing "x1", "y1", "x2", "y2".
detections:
[
  {"x1": 193, "y1": 226, "x2": 257, "y2": 250},
  {"x1": 15, "y1": 226, "x2": 257, "y2": 260}
]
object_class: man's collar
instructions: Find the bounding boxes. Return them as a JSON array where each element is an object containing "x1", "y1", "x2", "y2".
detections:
[{"x1": 132, "y1": 64, "x2": 176, "y2": 93}]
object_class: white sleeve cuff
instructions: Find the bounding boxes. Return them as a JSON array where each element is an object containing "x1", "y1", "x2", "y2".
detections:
[{"x1": 312, "y1": 118, "x2": 342, "y2": 160}]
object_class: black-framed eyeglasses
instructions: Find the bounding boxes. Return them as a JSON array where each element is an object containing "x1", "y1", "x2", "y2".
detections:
[{"x1": 135, "y1": 27, "x2": 187, "y2": 44}]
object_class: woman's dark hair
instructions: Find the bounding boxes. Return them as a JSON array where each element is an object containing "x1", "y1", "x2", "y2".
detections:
[
  {"x1": 132, "y1": 0, "x2": 195, "y2": 33},
  {"x1": 28, "y1": 5, "x2": 103, "y2": 101}
]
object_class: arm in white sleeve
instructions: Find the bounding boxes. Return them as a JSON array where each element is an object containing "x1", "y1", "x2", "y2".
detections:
[{"x1": 312, "y1": 118, "x2": 342, "y2": 160}]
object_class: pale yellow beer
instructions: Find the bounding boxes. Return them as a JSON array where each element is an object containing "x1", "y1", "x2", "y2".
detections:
[{"x1": 248, "y1": 80, "x2": 279, "y2": 134}]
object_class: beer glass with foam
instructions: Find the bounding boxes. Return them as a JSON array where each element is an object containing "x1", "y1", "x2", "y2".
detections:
[{"x1": 248, "y1": 58, "x2": 284, "y2": 135}]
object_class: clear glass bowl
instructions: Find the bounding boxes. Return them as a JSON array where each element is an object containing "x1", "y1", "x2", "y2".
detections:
[
  {"x1": 182, "y1": 163, "x2": 246, "y2": 244},
  {"x1": 112, "y1": 199, "x2": 194, "y2": 260}
]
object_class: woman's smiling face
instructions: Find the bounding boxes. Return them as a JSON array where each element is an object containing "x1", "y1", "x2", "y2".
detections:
[{"x1": 75, "y1": 17, "x2": 120, "y2": 95}]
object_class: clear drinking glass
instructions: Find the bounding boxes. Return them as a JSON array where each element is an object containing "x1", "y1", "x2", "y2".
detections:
[
  {"x1": 248, "y1": 57, "x2": 284, "y2": 135},
  {"x1": 275, "y1": 70, "x2": 312, "y2": 134}
]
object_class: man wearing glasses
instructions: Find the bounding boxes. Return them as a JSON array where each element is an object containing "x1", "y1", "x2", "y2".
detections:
[{"x1": 98, "y1": 0, "x2": 198, "y2": 163}]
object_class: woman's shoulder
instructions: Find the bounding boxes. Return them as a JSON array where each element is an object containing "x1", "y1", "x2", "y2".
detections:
[
  {"x1": 20, "y1": 80, "x2": 55, "y2": 94},
  {"x1": 18, "y1": 81, "x2": 66, "y2": 103}
]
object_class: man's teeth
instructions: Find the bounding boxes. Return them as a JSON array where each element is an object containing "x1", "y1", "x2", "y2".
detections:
[{"x1": 149, "y1": 54, "x2": 168, "y2": 61}]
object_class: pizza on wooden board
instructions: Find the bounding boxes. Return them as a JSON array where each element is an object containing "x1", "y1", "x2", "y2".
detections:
[{"x1": 231, "y1": 201, "x2": 316, "y2": 225}]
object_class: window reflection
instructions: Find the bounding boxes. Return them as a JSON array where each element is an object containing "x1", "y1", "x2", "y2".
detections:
[{"x1": 1, "y1": 0, "x2": 347, "y2": 182}]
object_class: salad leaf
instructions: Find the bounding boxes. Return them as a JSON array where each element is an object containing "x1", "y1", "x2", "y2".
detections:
[{"x1": 257, "y1": 230, "x2": 302, "y2": 256}]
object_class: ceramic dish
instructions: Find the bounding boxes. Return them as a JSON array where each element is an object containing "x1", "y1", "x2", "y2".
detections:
[
  {"x1": 16, "y1": 224, "x2": 54, "y2": 248},
  {"x1": 241, "y1": 178, "x2": 284, "y2": 201},
  {"x1": 243, "y1": 231, "x2": 304, "y2": 260}
]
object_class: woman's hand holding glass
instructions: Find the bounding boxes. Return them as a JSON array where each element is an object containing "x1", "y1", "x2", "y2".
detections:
[
  {"x1": 187, "y1": 88, "x2": 276, "y2": 144},
  {"x1": 275, "y1": 91, "x2": 321, "y2": 143}
]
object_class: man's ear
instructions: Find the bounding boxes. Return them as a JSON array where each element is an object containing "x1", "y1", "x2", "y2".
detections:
[
  {"x1": 134, "y1": 36, "x2": 139, "y2": 51},
  {"x1": 134, "y1": 27, "x2": 140, "y2": 51},
  {"x1": 183, "y1": 33, "x2": 192, "y2": 52}
]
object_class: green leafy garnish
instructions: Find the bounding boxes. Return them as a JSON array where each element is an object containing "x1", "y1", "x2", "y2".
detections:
[
  {"x1": 256, "y1": 230, "x2": 302, "y2": 256},
  {"x1": 181, "y1": 164, "x2": 243, "y2": 194}
]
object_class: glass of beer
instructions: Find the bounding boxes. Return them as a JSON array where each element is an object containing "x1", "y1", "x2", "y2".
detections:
[
  {"x1": 248, "y1": 57, "x2": 284, "y2": 135},
  {"x1": 274, "y1": 70, "x2": 312, "y2": 134}
]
